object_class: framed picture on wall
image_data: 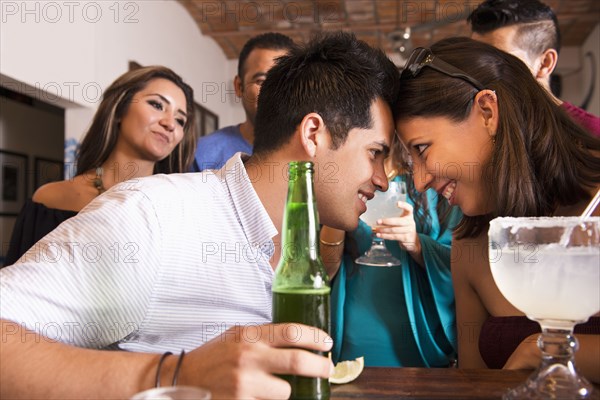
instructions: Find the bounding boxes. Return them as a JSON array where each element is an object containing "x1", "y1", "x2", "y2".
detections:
[
  {"x1": 35, "y1": 157, "x2": 64, "y2": 190},
  {"x1": 0, "y1": 150, "x2": 28, "y2": 216},
  {"x1": 195, "y1": 103, "x2": 219, "y2": 138},
  {"x1": 203, "y1": 109, "x2": 219, "y2": 135}
]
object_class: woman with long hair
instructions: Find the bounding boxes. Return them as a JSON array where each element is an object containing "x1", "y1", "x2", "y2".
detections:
[
  {"x1": 5, "y1": 66, "x2": 196, "y2": 266},
  {"x1": 395, "y1": 37, "x2": 600, "y2": 381}
]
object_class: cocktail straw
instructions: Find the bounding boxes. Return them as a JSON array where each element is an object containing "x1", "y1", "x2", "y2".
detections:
[
  {"x1": 580, "y1": 188, "x2": 600, "y2": 220},
  {"x1": 559, "y1": 188, "x2": 600, "y2": 247}
]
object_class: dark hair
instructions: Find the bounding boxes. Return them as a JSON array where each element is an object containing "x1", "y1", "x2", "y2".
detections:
[
  {"x1": 397, "y1": 37, "x2": 600, "y2": 239},
  {"x1": 237, "y1": 32, "x2": 294, "y2": 82},
  {"x1": 76, "y1": 66, "x2": 196, "y2": 175},
  {"x1": 468, "y1": 0, "x2": 561, "y2": 55},
  {"x1": 389, "y1": 136, "x2": 452, "y2": 236},
  {"x1": 253, "y1": 32, "x2": 400, "y2": 154}
]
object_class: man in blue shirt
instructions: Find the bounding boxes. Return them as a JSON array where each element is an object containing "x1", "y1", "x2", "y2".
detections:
[{"x1": 193, "y1": 33, "x2": 294, "y2": 171}]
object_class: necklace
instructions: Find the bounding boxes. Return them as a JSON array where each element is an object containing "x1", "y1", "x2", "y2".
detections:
[{"x1": 94, "y1": 167, "x2": 107, "y2": 195}]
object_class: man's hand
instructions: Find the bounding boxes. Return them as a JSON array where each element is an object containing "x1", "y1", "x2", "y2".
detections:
[
  {"x1": 177, "y1": 323, "x2": 334, "y2": 399},
  {"x1": 0, "y1": 320, "x2": 333, "y2": 400}
]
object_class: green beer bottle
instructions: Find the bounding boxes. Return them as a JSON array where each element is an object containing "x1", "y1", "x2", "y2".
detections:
[{"x1": 272, "y1": 161, "x2": 331, "y2": 400}]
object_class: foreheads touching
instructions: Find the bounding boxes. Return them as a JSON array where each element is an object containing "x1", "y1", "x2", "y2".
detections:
[
  {"x1": 395, "y1": 37, "x2": 546, "y2": 126},
  {"x1": 252, "y1": 32, "x2": 400, "y2": 155}
]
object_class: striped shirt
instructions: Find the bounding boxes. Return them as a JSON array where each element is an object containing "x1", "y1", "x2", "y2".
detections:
[{"x1": 0, "y1": 154, "x2": 278, "y2": 353}]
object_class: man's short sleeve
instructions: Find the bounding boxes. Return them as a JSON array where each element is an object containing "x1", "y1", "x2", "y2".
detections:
[{"x1": 0, "y1": 187, "x2": 162, "y2": 349}]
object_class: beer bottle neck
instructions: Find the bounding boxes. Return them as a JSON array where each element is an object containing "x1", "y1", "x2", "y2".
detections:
[{"x1": 280, "y1": 162, "x2": 320, "y2": 262}]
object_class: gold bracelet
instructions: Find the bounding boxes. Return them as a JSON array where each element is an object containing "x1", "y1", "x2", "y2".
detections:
[{"x1": 320, "y1": 237, "x2": 344, "y2": 246}]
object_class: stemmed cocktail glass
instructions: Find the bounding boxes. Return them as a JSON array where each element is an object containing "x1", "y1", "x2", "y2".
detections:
[
  {"x1": 355, "y1": 180, "x2": 407, "y2": 267},
  {"x1": 488, "y1": 217, "x2": 600, "y2": 399}
]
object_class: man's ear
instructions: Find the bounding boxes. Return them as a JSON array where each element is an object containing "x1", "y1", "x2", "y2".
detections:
[
  {"x1": 475, "y1": 89, "x2": 499, "y2": 137},
  {"x1": 535, "y1": 48, "x2": 558, "y2": 81},
  {"x1": 234, "y1": 75, "x2": 243, "y2": 98},
  {"x1": 298, "y1": 113, "x2": 327, "y2": 158}
]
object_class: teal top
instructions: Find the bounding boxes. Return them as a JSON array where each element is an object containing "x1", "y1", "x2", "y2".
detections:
[{"x1": 331, "y1": 175, "x2": 462, "y2": 367}]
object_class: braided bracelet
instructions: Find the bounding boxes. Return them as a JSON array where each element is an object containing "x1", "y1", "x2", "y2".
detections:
[
  {"x1": 172, "y1": 350, "x2": 186, "y2": 386},
  {"x1": 155, "y1": 352, "x2": 173, "y2": 388}
]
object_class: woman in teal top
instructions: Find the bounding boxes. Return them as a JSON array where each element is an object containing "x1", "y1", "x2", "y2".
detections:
[{"x1": 321, "y1": 157, "x2": 462, "y2": 367}]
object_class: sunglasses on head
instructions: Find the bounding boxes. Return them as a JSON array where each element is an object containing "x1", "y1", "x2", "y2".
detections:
[{"x1": 401, "y1": 47, "x2": 485, "y2": 91}]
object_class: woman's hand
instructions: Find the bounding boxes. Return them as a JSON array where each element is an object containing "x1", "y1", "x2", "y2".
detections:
[
  {"x1": 505, "y1": 332, "x2": 600, "y2": 383},
  {"x1": 375, "y1": 201, "x2": 424, "y2": 267},
  {"x1": 503, "y1": 333, "x2": 540, "y2": 370}
]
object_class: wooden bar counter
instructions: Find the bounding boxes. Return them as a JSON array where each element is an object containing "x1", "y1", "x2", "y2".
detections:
[{"x1": 331, "y1": 367, "x2": 534, "y2": 399}]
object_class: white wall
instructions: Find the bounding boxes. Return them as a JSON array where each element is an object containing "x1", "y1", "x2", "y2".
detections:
[{"x1": 556, "y1": 23, "x2": 600, "y2": 116}]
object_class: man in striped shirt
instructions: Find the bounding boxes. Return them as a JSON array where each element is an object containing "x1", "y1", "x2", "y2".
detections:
[{"x1": 0, "y1": 32, "x2": 400, "y2": 399}]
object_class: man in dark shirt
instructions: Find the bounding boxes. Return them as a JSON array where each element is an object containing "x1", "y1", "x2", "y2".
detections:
[{"x1": 469, "y1": 0, "x2": 600, "y2": 137}]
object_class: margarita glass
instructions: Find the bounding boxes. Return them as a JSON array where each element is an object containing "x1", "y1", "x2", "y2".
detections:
[
  {"x1": 488, "y1": 217, "x2": 600, "y2": 399},
  {"x1": 355, "y1": 180, "x2": 407, "y2": 267}
]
